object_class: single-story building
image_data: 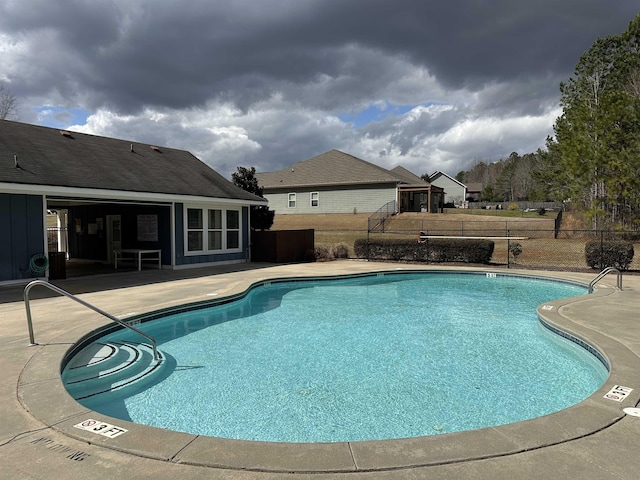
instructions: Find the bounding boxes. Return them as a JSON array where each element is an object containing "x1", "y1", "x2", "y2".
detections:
[
  {"x1": 429, "y1": 171, "x2": 467, "y2": 206},
  {"x1": 256, "y1": 150, "x2": 443, "y2": 215},
  {"x1": 0, "y1": 120, "x2": 267, "y2": 284}
]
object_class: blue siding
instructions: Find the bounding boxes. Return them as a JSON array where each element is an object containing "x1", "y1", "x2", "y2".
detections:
[
  {"x1": 0, "y1": 194, "x2": 45, "y2": 281},
  {"x1": 174, "y1": 203, "x2": 184, "y2": 264},
  {"x1": 0, "y1": 196, "x2": 11, "y2": 278}
]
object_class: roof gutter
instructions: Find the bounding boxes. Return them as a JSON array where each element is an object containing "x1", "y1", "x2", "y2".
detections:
[{"x1": 0, "y1": 182, "x2": 268, "y2": 206}]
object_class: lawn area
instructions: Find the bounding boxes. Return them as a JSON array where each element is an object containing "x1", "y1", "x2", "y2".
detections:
[
  {"x1": 442, "y1": 208, "x2": 560, "y2": 219},
  {"x1": 269, "y1": 211, "x2": 640, "y2": 271},
  {"x1": 271, "y1": 212, "x2": 555, "y2": 233},
  {"x1": 271, "y1": 213, "x2": 369, "y2": 256},
  {"x1": 272, "y1": 213, "x2": 371, "y2": 231},
  {"x1": 271, "y1": 212, "x2": 560, "y2": 262}
]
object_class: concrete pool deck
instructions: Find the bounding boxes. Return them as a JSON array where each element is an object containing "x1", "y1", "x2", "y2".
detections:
[{"x1": 2, "y1": 261, "x2": 640, "y2": 479}]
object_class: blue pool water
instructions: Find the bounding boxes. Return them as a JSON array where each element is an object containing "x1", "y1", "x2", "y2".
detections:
[{"x1": 76, "y1": 272, "x2": 607, "y2": 443}]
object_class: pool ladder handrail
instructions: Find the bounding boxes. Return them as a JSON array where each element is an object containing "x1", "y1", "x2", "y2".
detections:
[
  {"x1": 23, "y1": 279, "x2": 160, "y2": 362},
  {"x1": 588, "y1": 267, "x2": 622, "y2": 294}
]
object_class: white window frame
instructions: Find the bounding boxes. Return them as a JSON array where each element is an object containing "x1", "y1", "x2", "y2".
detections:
[
  {"x1": 186, "y1": 208, "x2": 204, "y2": 253},
  {"x1": 288, "y1": 192, "x2": 297, "y2": 208},
  {"x1": 207, "y1": 209, "x2": 223, "y2": 251},
  {"x1": 225, "y1": 209, "x2": 240, "y2": 250},
  {"x1": 310, "y1": 191, "x2": 319, "y2": 208},
  {"x1": 184, "y1": 205, "x2": 242, "y2": 255}
]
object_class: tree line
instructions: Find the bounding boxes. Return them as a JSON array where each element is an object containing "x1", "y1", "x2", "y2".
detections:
[
  {"x1": 451, "y1": 13, "x2": 640, "y2": 230},
  {"x1": 454, "y1": 150, "x2": 548, "y2": 204}
]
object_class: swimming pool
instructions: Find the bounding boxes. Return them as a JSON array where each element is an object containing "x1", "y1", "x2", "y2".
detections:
[{"x1": 63, "y1": 272, "x2": 608, "y2": 443}]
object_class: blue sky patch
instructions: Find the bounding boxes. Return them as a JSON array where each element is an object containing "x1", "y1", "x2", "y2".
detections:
[
  {"x1": 34, "y1": 106, "x2": 89, "y2": 129},
  {"x1": 338, "y1": 102, "x2": 418, "y2": 128}
]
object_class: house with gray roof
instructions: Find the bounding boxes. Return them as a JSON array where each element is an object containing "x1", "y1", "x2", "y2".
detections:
[
  {"x1": 0, "y1": 120, "x2": 266, "y2": 284},
  {"x1": 465, "y1": 182, "x2": 483, "y2": 202},
  {"x1": 390, "y1": 165, "x2": 425, "y2": 184},
  {"x1": 256, "y1": 150, "x2": 443, "y2": 215},
  {"x1": 429, "y1": 171, "x2": 467, "y2": 206}
]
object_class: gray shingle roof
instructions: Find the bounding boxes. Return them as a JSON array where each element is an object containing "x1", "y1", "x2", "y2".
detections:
[
  {"x1": 0, "y1": 120, "x2": 265, "y2": 203},
  {"x1": 390, "y1": 165, "x2": 427, "y2": 185},
  {"x1": 256, "y1": 150, "x2": 406, "y2": 189}
]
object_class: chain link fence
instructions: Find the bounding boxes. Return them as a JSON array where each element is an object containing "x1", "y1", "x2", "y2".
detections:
[{"x1": 365, "y1": 216, "x2": 640, "y2": 272}]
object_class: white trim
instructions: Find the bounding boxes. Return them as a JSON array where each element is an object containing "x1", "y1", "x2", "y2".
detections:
[
  {"x1": 288, "y1": 192, "x2": 297, "y2": 208},
  {"x1": 183, "y1": 205, "x2": 243, "y2": 256},
  {"x1": 310, "y1": 191, "x2": 319, "y2": 208},
  {"x1": 185, "y1": 207, "x2": 205, "y2": 253},
  {"x1": 0, "y1": 182, "x2": 267, "y2": 206},
  {"x1": 429, "y1": 171, "x2": 467, "y2": 188}
]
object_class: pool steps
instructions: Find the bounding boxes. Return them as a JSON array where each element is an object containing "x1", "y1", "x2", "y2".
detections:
[{"x1": 62, "y1": 342, "x2": 165, "y2": 401}]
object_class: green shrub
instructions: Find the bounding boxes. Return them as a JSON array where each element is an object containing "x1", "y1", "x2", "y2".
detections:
[
  {"x1": 585, "y1": 240, "x2": 634, "y2": 271},
  {"x1": 331, "y1": 243, "x2": 350, "y2": 259},
  {"x1": 315, "y1": 245, "x2": 333, "y2": 261},
  {"x1": 354, "y1": 238, "x2": 494, "y2": 264},
  {"x1": 509, "y1": 242, "x2": 522, "y2": 262}
]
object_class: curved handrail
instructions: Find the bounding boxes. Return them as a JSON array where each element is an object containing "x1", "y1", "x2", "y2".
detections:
[
  {"x1": 23, "y1": 280, "x2": 160, "y2": 361},
  {"x1": 588, "y1": 267, "x2": 622, "y2": 294}
]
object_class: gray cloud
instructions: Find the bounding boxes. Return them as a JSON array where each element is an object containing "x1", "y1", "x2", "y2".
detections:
[{"x1": 1, "y1": 0, "x2": 638, "y2": 177}]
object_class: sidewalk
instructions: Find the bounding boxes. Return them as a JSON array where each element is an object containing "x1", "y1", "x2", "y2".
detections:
[{"x1": 2, "y1": 262, "x2": 640, "y2": 479}]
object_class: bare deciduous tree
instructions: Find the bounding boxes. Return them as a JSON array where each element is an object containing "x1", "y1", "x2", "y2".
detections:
[
  {"x1": 0, "y1": 83, "x2": 18, "y2": 120},
  {"x1": 627, "y1": 68, "x2": 640, "y2": 98}
]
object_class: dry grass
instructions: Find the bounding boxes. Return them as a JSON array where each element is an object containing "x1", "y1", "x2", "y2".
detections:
[
  {"x1": 270, "y1": 212, "x2": 640, "y2": 271},
  {"x1": 272, "y1": 212, "x2": 554, "y2": 232},
  {"x1": 272, "y1": 214, "x2": 369, "y2": 256},
  {"x1": 272, "y1": 213, "x2": 371, "y2": 231},
  {"x1": 272, "y1": 212, "x2": 555, "y2": 244}
]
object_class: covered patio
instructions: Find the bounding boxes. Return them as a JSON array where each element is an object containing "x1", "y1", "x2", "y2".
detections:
[{"x1": 397, "y1": 183, "x2": 445, "y2": 213}]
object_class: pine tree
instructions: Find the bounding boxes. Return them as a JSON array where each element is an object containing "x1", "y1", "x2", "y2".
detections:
[{"x1": 550, "y1": 13, "x2": 640, "y2": 229}]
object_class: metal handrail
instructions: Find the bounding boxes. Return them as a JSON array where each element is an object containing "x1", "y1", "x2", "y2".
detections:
[
  {"x1": 588, "y1": 267, "x2": 622, "y2": 294},
  {"x1": 368, "y1": 200, "x2": 398, "y2": 232},
  {"x1": 23, "y1": 280, "x2": 160, "y2": 361}
]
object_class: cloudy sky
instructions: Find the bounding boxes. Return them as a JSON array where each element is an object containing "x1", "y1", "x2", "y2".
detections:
[{"x1": 1, "y1": 1, "x2": 638, "y2": 179}]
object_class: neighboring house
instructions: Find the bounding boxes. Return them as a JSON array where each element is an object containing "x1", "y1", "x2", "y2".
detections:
[
  {"x1": 429, "y1": 171, "x2": 467, "y2": 206},
  {"x1": 256, "y1": 150, "x2": 443, "y2": 215},
  {"x1": 0, "y1": 120, "x2": 267, "y2": 284},
  {"x1": 465, "y1": 183, "x2": 483, "y2": 202}
]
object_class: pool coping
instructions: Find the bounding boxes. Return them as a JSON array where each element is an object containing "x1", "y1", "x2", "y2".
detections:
[{"x1": 16, "y1": 268, "x2": 640, "y2": 473}]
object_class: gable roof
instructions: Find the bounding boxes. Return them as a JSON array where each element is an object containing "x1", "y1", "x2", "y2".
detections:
[
  {"x1": 256, "y1": 150, "x2": 402, "y2": 189},
  {"x1": 390, "y1": 165, "x2": 427, "y2": 185},
  {"x1": 0, "y1": 120, "x2": 264, "y2": 203},
  {"x1": 429, "y1": 170, "x2": 466, "y2": 188}
]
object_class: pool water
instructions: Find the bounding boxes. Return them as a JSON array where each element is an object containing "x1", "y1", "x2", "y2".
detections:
[{"x1": 78, "y1": 273, "x2": 607, "y2": 443}]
